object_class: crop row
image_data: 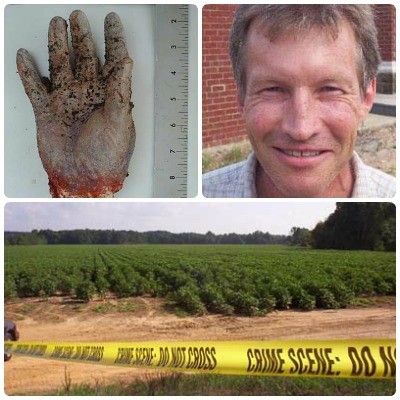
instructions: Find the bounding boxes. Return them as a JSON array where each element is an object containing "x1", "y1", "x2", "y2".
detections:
[{"x1": 4, "y1": 244, "x2": 395, "y2": 316}]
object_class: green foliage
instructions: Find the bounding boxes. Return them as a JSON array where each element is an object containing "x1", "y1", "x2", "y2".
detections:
[
  {"x1": 57, "y1": 274, "x2": 77, "y2": 295},
  {"x1": 290, "y1": 227, "x2": 312, "y2": 247},
  {"x1": 312, "y1": 203, "x2": 395, "y2": 251},
  {"x1": 202, "y1": 145, "x2": 250, "y2": 174},
  {"x1": 14, "y1": 230, "x2": 47, "y2": 245},
  {"x1": 52, "y1": 373, "x2": 396, "y2": 396},
  {"x1": 92, "y1": 303, "x2": 114, "y2": 313},
  {"x1": 202, "y1": 152, "x2": 213, "y2": 173},
  {"x1": 227, "y1": 290, "x2": 262, "y2": 316},
  {"x1": 174, "y1": 285, "x2": 206, "y2": 315},
  {"x1": 92, "y1": 265, "x2": 110, "y2": 299},
  {"x1": 290, "y1": 285, "x2": 316, "y2": 311},
  {"x1": 200, "y1": 285, "x2": 234, "y2": 315},
  {"x1": 270, "y1": 286, "x2": 292, "y2": 309},
  {"x1": 37, "y1": 274, "x2": 58, "y2": 298},
  {"x1": 258, "y1": 294, "x2": 276, "y2": 313},
  {"x1": 117, "y1": 301, "x2": 136, "y2": 313},
  {"x1": 5, "y1": 229, "x2": 288, "y2": 246},
  {"x1": 4, "y1": 244, "x2": 395, "y2": 315},
  {"x1": 4, "y1": 276, "x2": 18, "y2": 301},
  {"x1": 15, "y1": 270, "x2": 43, "y2": 297},
  {"x1": 380, "y1": 217, "x2": 396, "y2": 251},
  {"x1": 327, "y1": 281, "x2": 354, "y2": 308},
  {"x1": 220, "y1": 146, "x2": 246, "y2": 168},
  {"x1": 75, "y1": 279, "x2": 96, "y2": 302}
]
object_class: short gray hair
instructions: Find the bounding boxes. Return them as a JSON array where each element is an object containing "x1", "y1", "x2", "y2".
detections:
[{"x1": 230, "y1": 5, "x2": 381, "y2": 101}]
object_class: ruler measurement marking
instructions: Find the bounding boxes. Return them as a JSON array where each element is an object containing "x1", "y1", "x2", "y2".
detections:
[{"x1": 154, "y1": 4, "x2": 189, "y2": 197}]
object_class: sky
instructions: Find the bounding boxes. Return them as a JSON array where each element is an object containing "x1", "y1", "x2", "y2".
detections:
[{"x1": 4, "y1": 202, "x2": 336, "y2": 235}]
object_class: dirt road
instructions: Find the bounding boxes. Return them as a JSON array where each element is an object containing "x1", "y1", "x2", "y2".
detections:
[{"x1": 4, "y1": 297, "x2": 396, "y2": 395}]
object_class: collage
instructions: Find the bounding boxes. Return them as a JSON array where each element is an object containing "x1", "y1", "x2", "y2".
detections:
[{"x1": 2, "y1": 1, "x2": 396, "y2": 396}]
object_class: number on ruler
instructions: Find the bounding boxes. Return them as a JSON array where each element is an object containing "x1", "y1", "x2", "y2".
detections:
[{"x1": 154, "y1": 5, "x2": 189, "y2": 197}]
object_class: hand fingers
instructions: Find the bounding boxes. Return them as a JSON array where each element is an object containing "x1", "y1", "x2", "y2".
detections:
[
  {"x1": 103, "y1": 12, "x2": 129, "y2": 77},
  {"x1": 16, "y1": 48, "x2": 49, "y2": 112},
  {"x1": 104, "y1": 57, "x2": 133, "y2": 118},
  {"x1": 48, "y1": 16, "x2": 74, "y2": 89},
  {"x1": 69, "y1": 10, "x2": 99, "y2": 81}
]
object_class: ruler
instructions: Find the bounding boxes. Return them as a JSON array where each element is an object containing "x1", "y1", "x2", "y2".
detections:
[{"x1": 154, "y1": 5, "x2": 189, "y2": 198}]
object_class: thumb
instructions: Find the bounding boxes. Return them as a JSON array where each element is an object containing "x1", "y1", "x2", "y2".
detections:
[
  {"x1": 104, "y1": 57, "x2": 133, "y2": 118},
  {"x1": 16, "y1": 48, "x2": 49, "y2": 113}
]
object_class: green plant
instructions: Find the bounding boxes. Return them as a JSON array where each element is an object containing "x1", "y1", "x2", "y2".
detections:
[
  {"x1": 75, "y1": 280, "x2": 96, "y2": 302},
  {"x1": 290, "y1": 286, "x2": 316, "y2": 311},
  {"x1": 4, "y1": 276, "x2": 18, "y2": 300},
  {"x1": 117, "y1": 301, "x2": 136, "y2": 312},
  {"x1": 202, "y1": 153, "x2": 214, "y2": 173},
  {"x1": 220, "y1": 147, "x2": 245, "y2": 168},
  {"x1": 227, "y1": 291, "x2": 261, "y2": 316},
  {"x1": 4, "y1": 244, "x2": 395, "y2": 316},
  {"x1": 174, "y1": 286, "x2": 206, "y2": 315},
  {"x1": 200, "y1": 285, "x2": 233, "y2": 315},
  {"x1": 92, "y1": 303, "x2": 114, "y2": 313}
]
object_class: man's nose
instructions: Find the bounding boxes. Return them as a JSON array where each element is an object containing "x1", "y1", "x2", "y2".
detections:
[{"x1": 281, "y1": 90, "x2": 319, "y2": 141}]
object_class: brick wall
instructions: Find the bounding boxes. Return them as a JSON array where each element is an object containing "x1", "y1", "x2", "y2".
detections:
[
  {"x1": 202, "y1": 5, "x2": 246, "y2": 148},
  {"x1": 375, "y1": 4, "x2": 396, "y2": 61},
  {"x1": 203, "y1": 5, "x2": 396, "y2": 148},
  {"x1": 374, "y1": 5, "x2": 396, "y2": 94}
]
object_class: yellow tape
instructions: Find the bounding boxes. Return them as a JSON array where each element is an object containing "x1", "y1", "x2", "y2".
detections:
[{"x1": 4, "y1": 339, "x2": 395, "y2": 379}]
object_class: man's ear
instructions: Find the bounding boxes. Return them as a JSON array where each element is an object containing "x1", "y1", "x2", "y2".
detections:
[{"x1": 360, "y1": 77, "x2": 376, "y2": 121}]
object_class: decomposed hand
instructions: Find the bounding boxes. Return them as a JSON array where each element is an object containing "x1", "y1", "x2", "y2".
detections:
[{"x1": 17, "y1": 10, "x2": 135, "y2": 197}]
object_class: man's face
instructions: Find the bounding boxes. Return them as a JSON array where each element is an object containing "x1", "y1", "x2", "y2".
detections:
[{"x1": 240, "y1": 20, "x2": 376, "y2": 197}]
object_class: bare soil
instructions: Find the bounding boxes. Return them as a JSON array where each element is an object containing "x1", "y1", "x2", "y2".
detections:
[
  {"x1": 4, "y1": 296, "x2": 396, "y2": 395},
  {"x1": 355, "y1": 123, "x2": 396, "y2": 176}
]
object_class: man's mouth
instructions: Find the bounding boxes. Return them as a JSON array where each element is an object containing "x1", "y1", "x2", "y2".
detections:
[
  {"x1": 273, "y1": 147, "x2": 332, "y2": 169},
  {"x1": 281, "y1": 150, "x2": 323, "y2": 158}
]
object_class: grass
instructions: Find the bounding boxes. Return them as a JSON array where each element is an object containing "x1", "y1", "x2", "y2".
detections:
[
  {"x1": 51, "y1": 373, "x2": 396, "y2": 396},
  {"x1": 116, "y1": 301, "x2": 135, "y2": 313},
  {"x1": 351, "y1": 297, "x2": 375, "y2": 308},
  {"x1": 83, "y1": 301, "x2": 136, "y2": 313},
  {"x1": 202, "y1": 143, "x2": 251, "y2": 173},
  {"x1": 220, "y1": 146, "x2": 246, "y2": 167},
  {"x1": 92, "y1": 303, "x2": 115, "y2": 313},
  {"x1": 16, "y1": 303, "x2": 37, "y2": 315},
  {"x1": 202, "y1": 152, "x2": 214, "y2": 173}
]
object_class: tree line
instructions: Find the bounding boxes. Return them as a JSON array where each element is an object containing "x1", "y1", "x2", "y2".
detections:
[
  {"x1": 290, "y1": 203, "x2": 395, "y2": 251},
  {"x1": 4, "y1": 229, "x2": 288, "y2": 246},
  {"x1": 5, "y1": 203, "x2": 395, "y2": 251}
]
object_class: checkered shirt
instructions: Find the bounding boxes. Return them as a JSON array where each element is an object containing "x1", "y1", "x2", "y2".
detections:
[{"x1": 202, "y1": 152, "x2": 396, "y2": 198}]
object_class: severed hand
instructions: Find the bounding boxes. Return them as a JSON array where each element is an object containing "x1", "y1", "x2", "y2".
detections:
[{"x1": 16, "y1": 10, "x2": 135, "y2": 197}]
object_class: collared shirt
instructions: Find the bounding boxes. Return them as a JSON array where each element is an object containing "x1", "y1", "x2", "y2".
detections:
[{"x1": 202, "y1": 152, "x2": 396, "y2": 198}]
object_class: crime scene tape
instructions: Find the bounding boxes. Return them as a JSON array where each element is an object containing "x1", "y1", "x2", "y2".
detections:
[{"x1": 5, "y1": 339, "x2": 395, "y2": 379}]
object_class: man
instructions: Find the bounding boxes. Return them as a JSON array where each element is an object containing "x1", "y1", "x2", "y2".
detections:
[{"x1": 203, "y1": 5, "x2": 396, "y2": 198}]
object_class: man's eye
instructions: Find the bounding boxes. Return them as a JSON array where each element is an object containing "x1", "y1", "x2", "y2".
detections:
[
  {"x1": 259, "y1": 86, "x2": 285, "y2": 95},
  {"x1": 265, "y1": 87, "x2": 283, "y2": 92},
  {"x1": 321, "y1": 86, "x2": 342, "y2": 93}
]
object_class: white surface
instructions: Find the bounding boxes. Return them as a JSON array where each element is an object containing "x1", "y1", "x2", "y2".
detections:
[
  {"x1": 4, "y1": 4, "x2": 198, "y2": 198},
  {"x1": 379, "y1": 61, "x2": 396, "y2": 73}
]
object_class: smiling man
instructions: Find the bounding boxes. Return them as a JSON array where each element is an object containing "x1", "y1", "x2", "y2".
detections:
[{"x1": 202, "y1": 5, "x2": 396, "y2": 198}]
